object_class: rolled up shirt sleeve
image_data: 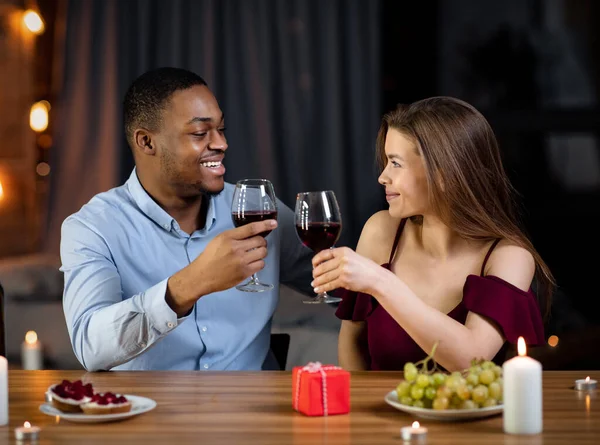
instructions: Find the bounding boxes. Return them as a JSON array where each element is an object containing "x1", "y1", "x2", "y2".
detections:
[{"x1": 61, "y1": 216, "x2": 188, "y2": 371}]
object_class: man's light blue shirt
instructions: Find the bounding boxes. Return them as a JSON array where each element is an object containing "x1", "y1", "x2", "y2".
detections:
[{"x1": 60, "y1": 170, "x2": 313, "y2": 371}]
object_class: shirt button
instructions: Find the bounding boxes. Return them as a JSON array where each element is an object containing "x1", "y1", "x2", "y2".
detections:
[
  {"x1": 201, "y1": 326, "x2": 207, "y2": 332},
  {"x1": 167, "y1": 322, "x2": 175, "y2": 328},
  {"x1": 203, "y1": 364, "x2": 209, "y2": 369},
  {"x1": 163, "y1": 224, "x2": 170, "y2": 230}
]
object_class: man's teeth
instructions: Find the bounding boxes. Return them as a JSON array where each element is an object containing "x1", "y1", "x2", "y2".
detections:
[{"x1": 201, "y1": 161, "x2": 222, "y2": 168}]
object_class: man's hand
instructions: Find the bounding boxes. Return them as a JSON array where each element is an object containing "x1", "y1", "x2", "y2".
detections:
[{"x1": 166, "y1": 219, "x2": 277, "y2": 316}]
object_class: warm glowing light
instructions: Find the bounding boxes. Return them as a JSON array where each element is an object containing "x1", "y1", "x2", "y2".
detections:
[
  {"x1": 25, "y1": 331, "x2": 38, "y2": 344},
  {"x1": 23, "y1": 10, "x2": 44, "y2": 34},
  {"x1": 586, "y1": 376, "x2": 590, "y2": 383},
  {"x1": 412, "y1": 421, "x2": 420, "y2": 428},
  {"x1": 24, "y1": 421, "x2": 31, "y2": 428},
  {"x1": 586, "y1": 394, "x2": 591, "y2": 413},
  {"x1": 548, "y1": 335, "x2": 559, "y2": 347},
  {"x1": 517, "y1": 336, "x2": 527, "y2": 357},
  {"x1": 0, "y1": 180, "x2": 4, "y2": 201},
  {"x1": 30, "y1": 101, "x2": 50, "y2": 132},
  {"x1": 36, "y1": 162, "x2": 51, "y2": 177}
]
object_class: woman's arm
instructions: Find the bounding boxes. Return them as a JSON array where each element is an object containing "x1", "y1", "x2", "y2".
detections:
[
  {"x1": 335, "y1": 211, "x2": 399, "y2": 370},
  {"x1": 338, "y1": 320, "x2": 370, "y2": 370},
  {"x1": 314, "y1": 241, "x2": 535, "y2": 371}
]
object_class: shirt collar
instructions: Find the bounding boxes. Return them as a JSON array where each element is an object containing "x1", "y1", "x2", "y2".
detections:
[{"x1": 126, "y1": 168, "x2": 218, "y2": 234}]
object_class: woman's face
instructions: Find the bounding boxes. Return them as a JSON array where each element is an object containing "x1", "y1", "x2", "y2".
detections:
[{"x1": 378, "y1": 129, "x2": 430, "y2": 219}]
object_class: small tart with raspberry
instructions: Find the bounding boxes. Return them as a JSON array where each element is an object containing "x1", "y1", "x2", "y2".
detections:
[
  {"x1": 81, "y1": 392, "x2": 131, "y2": 415},
  {"x1": 48, "y1": 380, "x2": 94, "y2": 413}
]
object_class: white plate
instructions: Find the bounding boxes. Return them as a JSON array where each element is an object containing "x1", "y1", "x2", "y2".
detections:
[
  {"x1": 39, "y1": 395, "x2": 157, "y2": 423},
  {"x1": 384, "y1": 390, "x2": 503, "y2": 421}
]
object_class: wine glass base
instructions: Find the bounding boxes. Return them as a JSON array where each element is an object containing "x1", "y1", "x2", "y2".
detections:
[
  {"x1": 302, "y1": 295, "x2": 342, "y2": 304},
  {"x1": 236, "y1": 282, "x2": 273, "y2": 293}
]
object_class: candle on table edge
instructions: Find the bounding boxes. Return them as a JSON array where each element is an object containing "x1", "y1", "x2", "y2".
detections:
[
  {"x1": 15, "y1": 421, "x2": 41, "y2": 441},
  {"x1": 21, "y1": 331, "x2": 43, "y2": 370},
  {"x1": 400, "y1": 421, "x2": 427, "y2": 442},
  {"x1": 0, "y1": 355, "x2": 7, "y2": 426},
  {"x1": 575, "y1": 376, "x2": 597, "y2": 391},
  {"x1": 503, "y1": 337, "x2": 543, "y2": 435}
]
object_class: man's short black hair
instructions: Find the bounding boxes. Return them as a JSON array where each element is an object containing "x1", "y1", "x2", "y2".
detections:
[{"x1": 123, "y1": 67, "x2": 207, "y2": 148}]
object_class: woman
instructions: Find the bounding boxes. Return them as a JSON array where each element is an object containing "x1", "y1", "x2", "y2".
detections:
[{"x1": 311, "y1": 97, "x2": 552, "y2": 371}]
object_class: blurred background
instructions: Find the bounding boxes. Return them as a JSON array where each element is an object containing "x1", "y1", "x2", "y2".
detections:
[{"x1": 0, "y1": 0, "x2": 599, "y2": 370}]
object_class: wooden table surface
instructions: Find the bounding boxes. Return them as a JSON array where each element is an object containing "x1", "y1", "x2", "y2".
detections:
[{"x1": 1, "y1": 370, "x2": 598, "y2": 444}]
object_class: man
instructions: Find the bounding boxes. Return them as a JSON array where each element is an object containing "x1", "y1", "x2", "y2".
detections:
[{"x1": 61, "y1": 67, "x2": 313, "y2": 371}]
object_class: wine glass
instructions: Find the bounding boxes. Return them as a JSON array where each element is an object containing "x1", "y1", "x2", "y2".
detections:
[
  {"x1": 231, "y1": 179, "x2": 278, "y2": 292},
  {"x1": 295, "y1": 191, "x2": 343, "y2": 304}
]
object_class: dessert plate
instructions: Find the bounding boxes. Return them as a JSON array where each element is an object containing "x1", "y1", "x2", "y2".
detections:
[
  {"x1": 384, "y1": 390, "x2": 503, "y2": 421},
  {"x1": 40, "y1": 394, "x2": 157, "y2": 423}
]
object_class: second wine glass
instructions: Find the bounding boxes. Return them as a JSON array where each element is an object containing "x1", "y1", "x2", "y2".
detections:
[
  {"x1": 295, "y1": 191, "x2": 342, "y2": 304},
  {"x1": 231, "y1": 179, "x2": 278, "y2": 292}
]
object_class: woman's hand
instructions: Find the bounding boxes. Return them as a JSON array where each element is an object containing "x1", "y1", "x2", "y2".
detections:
[{"x1": 311, "y1": 247, "x2": 387, "y2": 295}]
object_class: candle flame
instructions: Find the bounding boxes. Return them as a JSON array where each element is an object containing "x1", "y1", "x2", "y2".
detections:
[
  {"x1": 517, "y1": 336, "x2": 527, "y2": 356},
  {"x1": 25, "y1": 331, "x2": 38, "y2": 344},
  {"x1": 24, "y1": 421, "x2": 31, "y2": 428},
  {"x1": 586, "y1": 376, "x2": 590, "y2": 383},
  {"x1": 412, "y1": 421, "x2": 420, "y2": 428},
  {"x1": 0, "y1": 180, "x2": 3, "y2": 201}
]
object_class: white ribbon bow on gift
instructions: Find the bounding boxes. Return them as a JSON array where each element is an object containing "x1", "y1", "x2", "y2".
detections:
[{"x1": 293, "y1": 361, "x2": 341, "y2": 416}]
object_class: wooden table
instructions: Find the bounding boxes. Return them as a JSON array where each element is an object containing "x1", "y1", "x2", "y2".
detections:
[{"x1": 1, "y1": 370, "x2": 598, "y2": 444}]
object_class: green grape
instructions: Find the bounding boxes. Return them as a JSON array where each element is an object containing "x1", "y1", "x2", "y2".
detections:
[
  {"x1": 460, "y1": 400, "x2": 477, "y2": 410},
  {"x1": 451, "y1": 371, "x2": 463, "y2": 379},
  {"x1": 481, "y1": 360, "x2": 494, "y2": 370},
  {"x1": 433, "y1": 397, "x2": 449, "y2": 410},
  {"x1": 416, "y1": 374, "x2": 430, "y2": 388},
  {"x1": 400, "y1": 396, "x2": 413, "y2": 406},
  {"x1": 482, "y1": 398, "x2": 498, "y2": 408},
  {"x1": 479, "y1": 369, "x2": 495, "y2": 385},
  {"x1": 495, "y1": 377, "x2": 503, "y2": 386},
  {"x1": 436, "y1": 385, "x2": 452, "y2": 399},
  {"x1": 470, "y1": 365, "x2": 482, "y2": 374},
  {"x1": 410, "y1": 385, "x2": 425, "y2": 400},
  {"x1": 404, "y1": 362, "x2": 418, "y2": 382},
  {"x1": 412, "y1": 400, "x2": 425, "y2": 409},
  {"x1": 424, "y1": 387, "x2": 437, "y2": 400},
  {"x1": 445, "y1": 375, "x2": 461, "y2": 390},
  {"x1": 493, "y1": 365, "x2": 503, "y2": 378},
  {"x1": 466, "y1": 372, "x2": 479, "y2": 386},
  {"x1": 488, "y1": 381, "x2": 502, "y2": 400},
  {"x1": 472, "y1": 385, "x2": 489, "y2": 403},
  {"x1": 456, "y1": 383, "x2": 471, "y2": 400},
  {"x1": 450, "y1": 394, "x2": 463, "y2": 408},
  {"x1": 396, "y1": 380, "x2": 411, "y2": 398},
  {"x1": 432, "y1": 373, "x2": 446, "y2": 387}
]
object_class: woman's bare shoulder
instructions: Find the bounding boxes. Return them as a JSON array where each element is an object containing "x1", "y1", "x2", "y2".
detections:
[
  {"x1": 356, "y1": 211, "x2": 402, "y2": 263},
  {"x1": 484, "y1": 239, "x2": 535, "y2": 292}
]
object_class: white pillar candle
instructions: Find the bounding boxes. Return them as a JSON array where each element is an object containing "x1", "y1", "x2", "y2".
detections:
[
  {"x1": 0, "y1": 355, "x2": 7, "y2": 426},
  {"x1": 21, "y1": 331, "x2": 43, "y2": 370},
  {"x1": 503, "y1": 337, "x2": 543, "y2": 435}
]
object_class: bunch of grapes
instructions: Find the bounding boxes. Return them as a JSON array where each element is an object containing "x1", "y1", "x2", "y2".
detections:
[{"x1": 396, "y1": 345, "x2": 503, "y2": 410}]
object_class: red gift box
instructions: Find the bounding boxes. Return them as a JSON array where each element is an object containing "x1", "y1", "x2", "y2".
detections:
[{"x1": 292, "y1": 362, "x2": 350, "y2": 416}]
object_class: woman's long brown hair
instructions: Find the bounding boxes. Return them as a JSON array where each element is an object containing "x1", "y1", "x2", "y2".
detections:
[{"x1": 376, "y1": 97, "x2": 554, "y2": 318}]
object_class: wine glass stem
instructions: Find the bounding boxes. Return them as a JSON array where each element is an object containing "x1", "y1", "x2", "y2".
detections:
[{"x1": 250, "y1": 273, "x2": 260, "y2": 284}]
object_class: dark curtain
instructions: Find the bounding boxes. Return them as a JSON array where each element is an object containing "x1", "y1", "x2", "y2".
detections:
[{"x1": 46, "y1": 0, "x2": 383, "y2": 253}]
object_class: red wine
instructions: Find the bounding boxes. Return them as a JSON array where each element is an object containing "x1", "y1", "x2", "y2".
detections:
[
  {"x1": 232, "y1": 211, "x2": 278, "y2": 237},
  {"x1": 296, "y1": 222, "x2": 342, "y2": 252}
]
